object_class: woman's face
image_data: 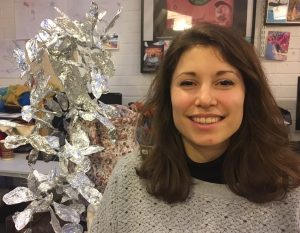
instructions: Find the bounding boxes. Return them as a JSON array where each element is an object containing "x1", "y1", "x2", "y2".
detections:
[{"x1": 170, "y1": 46, "x2": 245, "y2": 161}]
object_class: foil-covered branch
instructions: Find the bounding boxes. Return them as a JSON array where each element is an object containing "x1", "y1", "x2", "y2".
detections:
[{"x1": 2, "y1": 1, "x2": 122, "y2": 232}]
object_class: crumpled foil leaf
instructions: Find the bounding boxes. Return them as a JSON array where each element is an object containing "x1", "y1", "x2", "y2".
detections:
[
  {"x1": 27, "y1": 171, "x2": 39, "y2": 193},
  {"x1": 3, "y1": 187, "x2": 36, "y2": 205},
  {"x1": 32, "y1": 169, "x2": 59, "y2": 193},
  {"x1": 90, "y1": 69, "x2": 109, "y2": 99},
  {"x1": 27, "y1": 193, "x2": 53, "y2": 213},
  {"x1": 40, "y1": 18, "x2": 59, "y2": 32},
  {"x1": 56, "y1": 92, "x2": 69, "y2": 111},
  {"x1": 58, "y1": 158, "x2": 69, "y2": 175},
  {"x1": 3, "y1": 134, "x2": 57, "y2": 154},
  {"x1": 61, "y1": 195, "x2": 71, "y2": 203},
  {"x1": 70, "y1": 123, "x2": 90, "y2": 148},
  {"x1": 22, "y1": 105, "x2": 34, "y2": 122},
  {"x1": 81, "y1": 145, "x2": 104, "y2": 156},
  {"x1": 72, "y1": 157, "x2": 91, "y2": 173},
  {"x1": 48, "y1": 167, "x2": 60, "y2": 181},
  {"x1": 78, "y1": 111, "x2": 97, "y2": 121},
  {"x1": 78, "y1": 186, "x2": 102, "y2": 206},
  {"x1": 84, "y1": 1, "x2": 98, "y2": 30},
  {"x1": 12, "y1": 208, "x2": 33, "y2": 231},
  {"x1": 63, "y1": 187, "x2": 79, "y2": 201},
  {"x1": 27, "y1": 170, "x2": 58, "y2": 195},
  {"x1": 53, "y1": 202, "x2": 80, "y2": 223},
  {"x1": 62, "y1": 223, "x2": 83, "y2": 233},
  {"x1": 97, "y1": 114, "x2": 116, "y2": 140},
  {"x1": 97, "y1": 101, "x2": 119, "y2": 118},
  {"x1": 97, "y1": 11, "x2": 107, "y2": 21},
  {"x1": 45, "y1": 136, "x2": 60, "y2": 150},
  {"x1": 27, "y1": 149, "x2": 39, "y2": 165},
  {"x1": 36, "y1": 30, "x2": 51, "y2": 43},
  {"x1": 29, "y1": 134, "x2": 57, "y2": 154},
  {"x1": 49, "y1": 207, "x2": 62, "y2": 233},
  {"x1": 13, "y1": 48, "x2": 30, "y2": 74},
  {"x1": 25, "y1": 38, "x2": 43, "y2": 63},
  {"x1": 58, "y1": 141, "x2": 81, "y2": 161},
  {"x1": 38, "y1": 181, "x2": 55, "y2": 193},
  {"x1": 3, "y1": 135, "x2": 28, "y2": 148},
  {"x1": 69, "y1": 203, "x2": 86, "y2": 215},
  {"x1": 30, "y1": 72, "x2": 51, "y2": 106},
  {"x1": 44, "y1": 98, "x2": 63, "y2": 116},
  {"x1": 33, "y1": 169, "x2": 48, "y2": 183},
  {"x1": 89, "y1": 47, "x2": 115, "y2": 77},
  {"x1": 55, "y1": 17, "x2": 89, "y2": 44},
  {"x1": 58, "y1": 140, "x2": 103, "y2": 164},
  {"x1": 67, "y1": 172, "x2": 94, "y2": 190}
]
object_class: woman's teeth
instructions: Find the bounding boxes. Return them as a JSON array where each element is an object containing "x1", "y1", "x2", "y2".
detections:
[{"x1": 192, "y1": 116, "x2": 222, "y2": 124}]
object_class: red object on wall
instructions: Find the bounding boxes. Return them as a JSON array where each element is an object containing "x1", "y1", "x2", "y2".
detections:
[{"x1": 166, "y1": 0, "x2": 234, "y2": 28}]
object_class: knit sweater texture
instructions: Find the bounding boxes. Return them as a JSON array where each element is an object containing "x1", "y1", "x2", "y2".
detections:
[{"x1": 90, "y1": 151, "x2": 300, "y2": 233}]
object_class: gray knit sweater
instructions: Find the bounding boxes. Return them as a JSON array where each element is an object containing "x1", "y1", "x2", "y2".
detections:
[{"x1": 90, "y1": 151, "x2": 300, "y2": 233}]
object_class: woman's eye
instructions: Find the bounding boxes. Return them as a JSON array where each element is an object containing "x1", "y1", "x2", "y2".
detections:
[
  {"x1": 179, "y1": 80, "x2": 195, "y2": 86},
  {"x1": 217, "y1": 80, "x2": 234, "y2": 86}
]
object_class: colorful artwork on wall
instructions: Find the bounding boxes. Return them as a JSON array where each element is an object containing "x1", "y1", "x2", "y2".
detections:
[{"x1": 265, "y1": 31, "x2": 291, "y2": 61}]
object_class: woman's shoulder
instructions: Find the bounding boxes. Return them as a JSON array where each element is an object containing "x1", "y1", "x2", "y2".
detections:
[{"x1": 112, "y1": 147, "x2": 142, "y2": 176}]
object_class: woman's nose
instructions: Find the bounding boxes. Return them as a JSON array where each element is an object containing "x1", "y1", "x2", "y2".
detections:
[{"x1": 194, "y1": 85, "x2": 217, "y2": 108}]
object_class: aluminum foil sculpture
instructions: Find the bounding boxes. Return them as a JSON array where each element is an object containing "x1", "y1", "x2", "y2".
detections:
[{"x1": 1, "y1": 2, "x2": 121, "y2": 232}]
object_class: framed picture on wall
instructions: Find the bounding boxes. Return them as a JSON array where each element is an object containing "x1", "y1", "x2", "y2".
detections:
[
  {"x1": 141, "y1": 41, "x2": 164, "y2": 73},
  {"x1": 265, "y1": 0, "x2": 300, "y2": 25},
  {"x1": 141, "y1": 0, "x2": 257, "y2": 73}
]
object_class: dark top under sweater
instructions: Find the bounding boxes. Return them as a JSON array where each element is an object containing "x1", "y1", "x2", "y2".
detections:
[{"x1": 185, "y1": 153, "x2": 225, "y2": 184}]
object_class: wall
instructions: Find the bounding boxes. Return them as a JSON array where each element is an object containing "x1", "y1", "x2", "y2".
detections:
[
  {"x1": 1, "y1": 0, "x2": 300, "y2": 139},
  {"x1": 254, "y1": 1, "x2": 300, "y2": 140}
]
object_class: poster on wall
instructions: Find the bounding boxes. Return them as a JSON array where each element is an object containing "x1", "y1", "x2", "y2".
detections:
[
  {"x1": 265, "y1": 0, "x2": 300, "y2": 25},
  {"x1": 155, "y1": 0, "x2": 234, "y2": 39},
  {"x1": 103, "y1": 34, "x2": 119, "y2": 50},
  {"x1": 265, "y1": 31, "x2": 291, "y2": 61},
  {"x1": 141, "y1": 41, "x2": 164, "y2": 73}
]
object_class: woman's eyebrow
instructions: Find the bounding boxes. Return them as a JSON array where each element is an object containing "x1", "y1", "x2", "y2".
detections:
[
  {"x1": 173, "y1": 71, "x2": 196, "y2": 79},
  {"x1": 216, "y1": 70, "x2": 241, "y2": 78}
]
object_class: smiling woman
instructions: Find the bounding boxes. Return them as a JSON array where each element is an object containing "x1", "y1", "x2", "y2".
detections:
[
  {"x1": 90, "y1": 23, "x2": 300, "y2": 233},
  {"x1": 170, "y1": 46, "x2": 245, "y2": 163}
]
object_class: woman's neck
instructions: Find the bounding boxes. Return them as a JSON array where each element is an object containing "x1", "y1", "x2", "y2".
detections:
[{"x1": 183, "y1": 140, "x2": 228, "y2": 163}]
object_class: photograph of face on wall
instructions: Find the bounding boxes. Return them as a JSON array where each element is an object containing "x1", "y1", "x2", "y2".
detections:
[
  {"x1": 153, "y1": 0, "x2": 249, "y2": 39},
  {"x1": 165, "y1": 0, "x2": 233, "y2": 29},
  {"x1": 265, "y1": 0, "x2": 300, "y2": 25}
]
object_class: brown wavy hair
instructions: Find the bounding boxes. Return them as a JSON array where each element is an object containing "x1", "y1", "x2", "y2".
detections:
[{"x1": 136, "y1": 23, "x2": 300, "y2": 204}]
